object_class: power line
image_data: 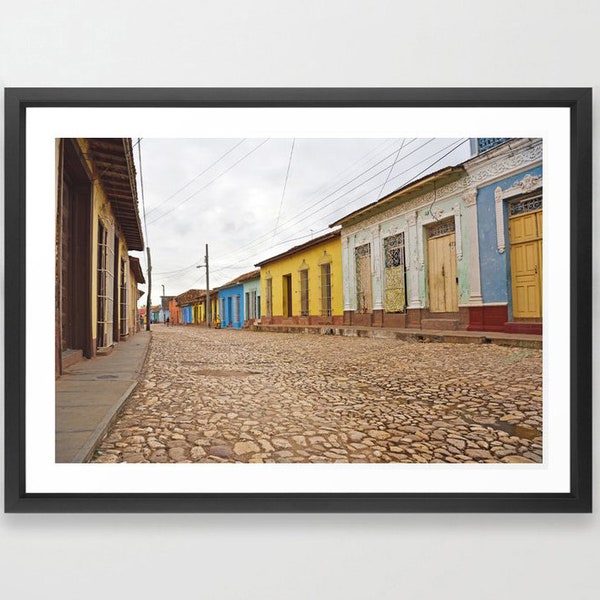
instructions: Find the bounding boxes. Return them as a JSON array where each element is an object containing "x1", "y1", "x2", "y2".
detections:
[
  {"x1": 150, "y1": 138, "x2": 468, "y2": 290},
  {"x1": 377, "y1": 138, "x2": 406, "y2": 198},
  {"x1": 136, "y1": 138, "x2": 149, "y2": 247},
  {"x1": 145, "y1": 138, "x2": 246, "y2": 217},
  {"x1": 152, "y1": 139, "x2": 407, "y2": 277},
  {"x1": 273, "y1": 138, "x2": 295, "y2": 239},
  {"x1": 147, "y1": 139, "x2": 270, "y2": 225},
  {"x1": 213, "y1": 138, "x2": 451, "y2": 264},
  {"x1": 212, "y1": 138, "x2": 428, "y2": 264}
]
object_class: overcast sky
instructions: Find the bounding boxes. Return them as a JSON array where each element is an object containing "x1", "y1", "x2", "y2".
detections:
[{"x1": 131, "y1": 137, "x2": 473, "y2": 306}]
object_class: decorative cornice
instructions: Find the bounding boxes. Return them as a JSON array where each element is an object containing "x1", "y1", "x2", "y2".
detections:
[
  {"x1": 343, "y1": 140, "x2": 541, "y2": 237},
  {"x1": 465, "y1": 189, "x2": 478, "y2": 207}
]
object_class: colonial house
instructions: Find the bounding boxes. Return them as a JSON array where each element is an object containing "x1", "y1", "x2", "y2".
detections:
[
  {"x1": 242, "y1": 270, "x2": 261, "y2": 326},
  {"x1": 255, "y1": 230, "x2": 343, "y2": 326},
  {"x1": 128, "y1": 256, "x2": 145, "y2": 333},
  {"x1": 55, "y1": 138, "x2": 144, "y2": 376},
  {"x1": 168, "y1": 296, "x2": 181, "y2": 324},
  {"x1": 176, "y1": 289, "x2": 203, "y2": 324},
  {"x1": 218, "y1": 271, "x2": 259, "y2": 329},
  {"x1": 464, "y1": 138, "x2": 543, "y2": 334},
  {"x1": 332, "y1": 138, "x2": 542, "y2": 334}
]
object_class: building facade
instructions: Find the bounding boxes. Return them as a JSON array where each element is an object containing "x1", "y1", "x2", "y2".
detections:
[
  {"x1": 55, "y1": 138, "x2": 144, "y2": 375},
  {"x1": 256, "y1": 231, "x2": 343, "y2": 326},
  {"x1": 242, "y1": 272, "x2": 261, "y2": 325},
  {"x1": 465, "y1": 138, "x2": 543, "y2": 334},
  {"x1": 333, "y1": 138, "x2": 542, "y2": 334}
]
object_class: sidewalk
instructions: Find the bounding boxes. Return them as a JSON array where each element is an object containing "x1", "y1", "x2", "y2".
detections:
[
  {"x1": 55, "y1": 330, "x2": 152, "y2": 463},
  {"x1": 252, "y1": 323, "x2": 542, "y2": 349}
]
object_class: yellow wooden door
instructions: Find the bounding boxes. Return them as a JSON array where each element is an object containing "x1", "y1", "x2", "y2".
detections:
[
  {"x1": 509, "y1": 210, "x2": 542, "y2": 318},
  {"x1": 428, "y1": 232, "x2": 458, "y2": 313}
]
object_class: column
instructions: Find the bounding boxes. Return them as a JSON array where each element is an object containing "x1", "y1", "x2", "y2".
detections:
[{"x1": 465, "y1": 190, "x2": 483, "y2": 304}]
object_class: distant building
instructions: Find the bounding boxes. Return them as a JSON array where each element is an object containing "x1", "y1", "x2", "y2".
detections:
[
  {"x1": 55, "y1": 138, "x2": 144, "y2": 375},
  {"x1": 255, "y1": 231, "x2": 343, "y2": 326}
]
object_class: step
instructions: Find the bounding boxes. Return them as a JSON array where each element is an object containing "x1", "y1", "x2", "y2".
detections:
[{"x1": 420, "y1": 318, "x2": 459, "y2": 331}]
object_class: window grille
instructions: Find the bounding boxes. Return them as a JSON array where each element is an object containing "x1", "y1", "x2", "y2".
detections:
[
  {"x1": 427, "y1": 219, "x2": 455, "y2": 239},
  {"x1": 245, "y1": 292, "x2": 250, "y2": 320},
  {"x1": 96, "y1": 221, "x2": 114, "y2": 348},
  {"x1": 250, "y1": 290, "x2": 257, "y2": 319},
  {"x1": 120, "y1": 258, "x2": 128, "y2": 335},
  {"x1": 355, "y1": 243, "x2": 372, "y2": 312},
  {"x1": 300, "y1": 269, "x2": 309, "y2": 316},
  {"x1": 383, "y1": 233, "x2": 406, "y2": 312},
  {"x1": 257, "y1": 295, "x2": 261, "y2": 319},
  {"x1": 509, "y1": 195, "x2": 542, "y2": 216},
  {"x1": 478, "y1": 138, "x2": 509, "y2": 153},
  {"x1": 265, "y1": 279, "x2": 272, "y2": 317},
  {"x1": 233, "y1": 295, "x2": 241, "y2": 323},
  {"x1": 320, "y1": 263, "x2": 332, "y2": 317}
]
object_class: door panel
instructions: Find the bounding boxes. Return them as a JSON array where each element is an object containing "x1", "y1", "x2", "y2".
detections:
[
  {"x1": 509, "y1": 210, "x2": 542, "y2": 318},
  {"x1": 428, "y1": 232, "x2": 458, "y2": 313}
]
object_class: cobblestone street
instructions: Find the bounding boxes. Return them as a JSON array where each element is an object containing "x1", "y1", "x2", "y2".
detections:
[{"x1": 92, "y1": 326, "x2": 543, "y2": 464}]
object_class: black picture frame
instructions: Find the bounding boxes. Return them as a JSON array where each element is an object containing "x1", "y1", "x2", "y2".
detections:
[{"x1": 4, "y1": 87, "x2": 592, "y2": 513}]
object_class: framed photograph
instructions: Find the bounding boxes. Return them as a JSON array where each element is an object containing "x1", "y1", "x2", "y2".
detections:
[{"x1": 4, "y1": 88, "x2": 592, "y2": 512}]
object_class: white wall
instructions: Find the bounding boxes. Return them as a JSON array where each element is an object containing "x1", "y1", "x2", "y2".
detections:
[{"x1": 1, "y1": 1, "x2": 598, "y2": 598}]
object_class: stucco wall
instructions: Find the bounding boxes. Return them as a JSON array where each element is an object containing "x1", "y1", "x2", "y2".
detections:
[
  {"x1": 477, "y1": 165, "x2": 543, "y2": 305},
  {"x1": 260, "y1": 236, "x2": 342, "y2": 318}
]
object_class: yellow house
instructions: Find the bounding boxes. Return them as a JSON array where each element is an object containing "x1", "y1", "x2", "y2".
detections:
[
  {"x1": 55, "y1": 138, "x2": 144, "y2": 375},
  {"x1": 255, "y1": 230, "x2": 343, "y2": 326}
]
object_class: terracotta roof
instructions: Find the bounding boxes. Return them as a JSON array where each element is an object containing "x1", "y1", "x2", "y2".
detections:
[
  {"x1": 129, "y1": 256, "x2": 145, "y2": 284},
  {"x1": 175, "y1": 289, "x2": 204, "y2": 306},
  {"x1": 87, "y1": 138, "x2": 144, "y2": 251},
  {"x1": 218, "y1": 269, "x2": 261, "y2": 290},
  {"x1": 255, "y1": 230, "x2": 340, "y2": 267},
  {"x1": 330, "y1": 165, "x2": 465, "y2": 228}
]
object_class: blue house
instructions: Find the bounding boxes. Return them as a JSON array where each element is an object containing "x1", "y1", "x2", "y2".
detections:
[
  {"x1": 464, "y1": 138, "x2": 543, "y2": 334},
  {"x1": 217, "y1": 270, "x2": 260, "y2": 328}
]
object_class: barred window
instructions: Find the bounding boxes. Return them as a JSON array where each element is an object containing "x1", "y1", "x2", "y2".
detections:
[
  {"x1": 383, "y1": 233, "x2": 406, "y2": 313},
  {"x1": 320, "y1": 263, "x2": 332, "y2": 317},
  {"x1": 355, "y1": 243, "x2": 372, "y2": 312},
  {"x1": 509, "y1": 195, "x2": 542, "y2": 216},
  {"x1": 427, "y1": 219, "x2": 455, "y2": 239},
  {"x1": 233, "y1": 295, "x2": 241, "y2": 323},
  {"x1": 300, "y1": 269, "x2": 309, "y2": 317},
  {"x1": 265, "y1": 279, "x2": 272, "y2": 317}
]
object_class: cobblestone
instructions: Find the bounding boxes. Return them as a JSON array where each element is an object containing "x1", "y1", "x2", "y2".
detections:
[{"x1": 91, "y1": 326, "x2": 543, "y2": 464}]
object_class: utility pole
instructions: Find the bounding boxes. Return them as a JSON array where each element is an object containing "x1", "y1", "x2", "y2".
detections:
[
  {"x1": 146, "y1": 247, "x2": 152, "y2": 331},
  {"x1": 197, "y1": 244, "x2": 210, "y2": 328},
  {"x1": 161, "y1": 284, "x2": 165, "y2": 324},
  {"x1": 205, "y1": 243, "x2": 211, "y2": 328}
]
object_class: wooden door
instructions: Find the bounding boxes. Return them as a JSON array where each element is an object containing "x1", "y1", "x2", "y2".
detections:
[
  {"x1": 283, "y1": 274, "x2": 292, "y2": 317},
  {"x1": 427, "y1": 232, "x2": 458, "y2": 313},
  {"x1": 509, "y1": 210, "x2": 542, "y2": 318}
]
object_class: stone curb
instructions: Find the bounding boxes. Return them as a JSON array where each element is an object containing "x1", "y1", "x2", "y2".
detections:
[
  {"x1": 252, "y1": 324, "x2": 542, "y2": 350},
  {"x1": 77, "y1": 333, "x2": 153, "y2": 463}
]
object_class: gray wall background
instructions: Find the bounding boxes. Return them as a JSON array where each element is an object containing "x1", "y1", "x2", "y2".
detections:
[{"x1": 1, "y1": 1, "x2": 598, "y2": 598}]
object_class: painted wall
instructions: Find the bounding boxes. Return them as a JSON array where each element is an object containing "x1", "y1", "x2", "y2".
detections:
[
  {"x1": 477, "y1": 164, "x2": 543, "y2": 304},
  {"x1": 181, "y1": 305, "x2": 194, "y2": 324},
  {"x1": 242, "y1": 277, "x2": 261, "y2": 320},
  {"x1": 343, "y1": 192, "x2": 471, "y2": 312},
  {"x1": 260, "y1": 236, "x2": 342, "y2": 319},
  {"x1": 218, "y1": 283, "x2": 244, "y2": 328},
  {"x1": 168, "y1": 298, "x2": 181, "y2": 324},
  {"x1": 75, "y1": 138, "x2": 133, "y2": 347}
]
